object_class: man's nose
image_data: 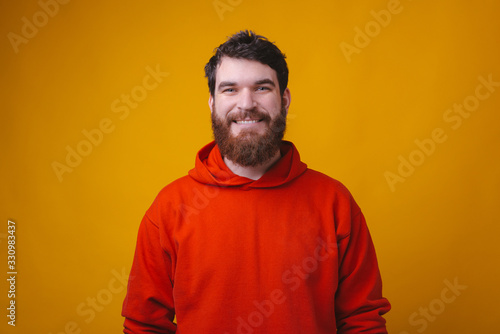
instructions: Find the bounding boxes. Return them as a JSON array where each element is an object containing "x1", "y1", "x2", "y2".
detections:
[{"x1": 237, "y1": 89, "x2": 256, "y2": 111}]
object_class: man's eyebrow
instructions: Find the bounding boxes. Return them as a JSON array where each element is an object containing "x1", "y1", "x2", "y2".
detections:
[
  {"x1": 217, "y1": 79, "x2": 276, "y2": 90},
  {"x1": 255, "y1": 79, "x2": 276, "y2": 87},
  {"x1": 217, "y1": 81, "x2": 236, "y2": 90}
]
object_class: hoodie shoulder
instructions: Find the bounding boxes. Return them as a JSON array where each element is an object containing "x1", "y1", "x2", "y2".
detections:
[
  {"x1": 154, "y1": 175, "x2": 196, "y2": 202},
  {"x1": 301, "y1": 168, "x2": 361, "y2": 211},
  {"x1": 303, "y1": 168, "x2": 351, "y2": 194},
  {"x1": 145, "y1": 175, "x2": 197, "y2": 219}
]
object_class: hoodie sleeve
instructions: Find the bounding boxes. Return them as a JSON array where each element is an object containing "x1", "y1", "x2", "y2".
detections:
[
  {"x1": 335, "y1": 210, "x2": 391, "y2": 333},
  {"x1": 122, "y1": 214, "x2": 177, "y2": 333}
]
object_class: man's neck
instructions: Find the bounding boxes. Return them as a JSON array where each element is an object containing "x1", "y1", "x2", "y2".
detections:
[{"x1": 223, "y1": 150, "x2": 281, "y2": 180}]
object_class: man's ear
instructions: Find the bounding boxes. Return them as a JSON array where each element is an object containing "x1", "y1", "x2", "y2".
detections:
[
  {"x1": 282, "y1": 88, "x2": 291, "y2": 116},
  {"x1": 208, "y1": 94, "x2": 214, "y2": 113}
]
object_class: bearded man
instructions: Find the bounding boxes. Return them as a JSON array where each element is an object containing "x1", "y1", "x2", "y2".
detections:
[{"x1": 122, "y1": 30, "x2": 390, "y2": 334}]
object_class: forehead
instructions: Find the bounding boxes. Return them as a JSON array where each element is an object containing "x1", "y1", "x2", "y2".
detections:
[{"x1": 215, "y1": 57, "x2": 278, "y2": 85}]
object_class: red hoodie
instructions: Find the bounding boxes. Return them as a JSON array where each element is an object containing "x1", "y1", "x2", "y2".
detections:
[{"x1": 122, "y1": 141, "x2": 390, "y2": 333}]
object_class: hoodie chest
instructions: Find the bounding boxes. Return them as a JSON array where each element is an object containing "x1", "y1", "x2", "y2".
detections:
[{"x1": 170, "y1": 185, "x2": 339, "y2": 297}]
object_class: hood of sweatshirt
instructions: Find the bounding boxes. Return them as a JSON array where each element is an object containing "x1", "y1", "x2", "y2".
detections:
[{"x1": 188, "y1": 141, "x2": 308, "y2": 189}]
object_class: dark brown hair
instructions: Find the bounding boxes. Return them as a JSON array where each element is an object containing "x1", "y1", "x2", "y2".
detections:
[{"x1": 204, "y1": 30, "x2": 289, "y2": 97}]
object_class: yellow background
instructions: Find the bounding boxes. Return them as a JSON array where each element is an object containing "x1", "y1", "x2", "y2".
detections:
[{"x1": 1, "y1": 0, "x2": 499, "y2": 333}]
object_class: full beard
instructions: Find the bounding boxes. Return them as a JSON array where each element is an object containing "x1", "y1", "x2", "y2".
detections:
[{"x1": 211, "y1": 105, "x2": 287, "y2": 167}]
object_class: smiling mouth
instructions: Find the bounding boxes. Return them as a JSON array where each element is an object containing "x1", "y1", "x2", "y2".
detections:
[{"x1": 233, "y1": 119, "x2": 262, "y2": 124}]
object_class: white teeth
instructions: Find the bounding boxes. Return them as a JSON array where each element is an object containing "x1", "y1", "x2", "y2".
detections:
[{"x1": 236, "y1": 120, "x2": 259, "y2": 124}]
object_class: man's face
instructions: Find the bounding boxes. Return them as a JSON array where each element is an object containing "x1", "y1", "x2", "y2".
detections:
[{"x1": 209, "y1": 57, "x2": 291, "y2": 167}]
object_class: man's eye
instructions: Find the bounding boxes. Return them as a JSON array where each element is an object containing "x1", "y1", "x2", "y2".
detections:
[
  {"x1": 223, "y1": 88, "x2": 235, "y2": 93},
  {"x1": 257, "y1": 86, "x2": 270, "y2": 91}
]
